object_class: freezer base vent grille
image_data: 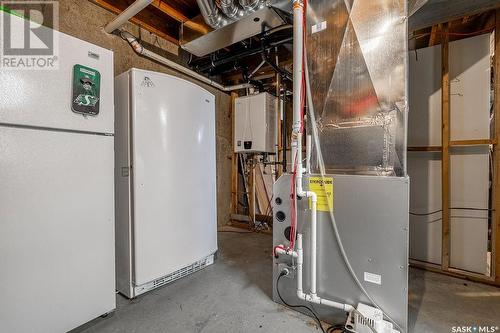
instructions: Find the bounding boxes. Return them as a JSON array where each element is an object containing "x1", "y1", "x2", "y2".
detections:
[{"x1": 134, "y1": 253, "x2": 215, "y2": 297}]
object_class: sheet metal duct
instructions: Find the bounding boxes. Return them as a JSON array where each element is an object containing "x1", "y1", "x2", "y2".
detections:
[
  {"x1": 196, "y1": 0, "x2": 266, "y2": 29},
  {"x1": 306, "y1": 0, "x2": 407, "y2": 176},
  {"x1": 273, "y1": 2, "x2": 409, "y2": 332},
  {"x1": 184, "y1": 0, "x2": 289, "y2": 57},
  {"x1": 182, "y1": 5, "x2": 287, "y2": 57},
  {"x1": 220, "y1": 0, "x2": 243, "y2": 20},
  {"x1": 196, "y1": 0, "x2": 228, "y2": 28},
  {"x1": 408, "y1": 0, "x2": 428, "y2": 17},
  {"x1": 239, "y1": 0, "x2": 263, "y2": 12}
]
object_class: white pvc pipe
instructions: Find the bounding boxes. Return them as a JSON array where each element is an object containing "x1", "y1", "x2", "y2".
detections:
[
  {"x1": 252, "y1": 165, "x2": 256, "y2": 225},
  {"x1": 291, "y1": 0, "x2": 304, "y2": 173},
  {"x1": 275, "y1": 247, "x2": 298, "y2": 258},
  {"x1": 278, "y1": 3, "x2": 350, "y2": 305},
  {"x1": 249, "y1": 60, "x2": 266, "y2": 78},
  {"x1": 290, "y1": 0, "x2": 321, "y2": 307},
  {"x1": 296, "y1": 234, "x2": 305, "y2": 299},
  {"x1": 104, "y1": 0, "x2": 153, "y2": 33},
  {"x1": 277, "y1": 233, "x2": 353, "y2": 313},
  {"x1": 296, "y1": 132, "x2": 303, "y2": 192},
  {"x1": 309, "y1": 192, "x2": 317, "y2": 297},
  {"x1": 306, "y1": 134, "x2": 312, "y2": 173},
  {"x1": 121, "y1": 31, "x2": 252, "y2": 92}
]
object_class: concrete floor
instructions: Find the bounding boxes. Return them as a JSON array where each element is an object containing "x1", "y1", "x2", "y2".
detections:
[{"x1": 77, "y1": 232, "x2": 500, "y2": 333}]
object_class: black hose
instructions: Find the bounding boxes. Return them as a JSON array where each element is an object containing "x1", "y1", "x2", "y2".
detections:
[{"x1": 276, "y1": 272, "x2": 326, "y2": 333}]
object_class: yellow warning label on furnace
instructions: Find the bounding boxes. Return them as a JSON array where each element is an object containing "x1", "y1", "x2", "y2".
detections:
[{"x1": 309, "y1": 177, "x2": 334, "y2": 212}]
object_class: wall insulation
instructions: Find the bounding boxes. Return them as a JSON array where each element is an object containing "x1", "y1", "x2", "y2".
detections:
[{"x1": 408, "y1": 34, "x2": 491, "y2": 274}]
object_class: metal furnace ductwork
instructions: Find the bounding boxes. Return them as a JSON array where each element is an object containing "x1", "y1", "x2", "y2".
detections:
[
  {"x1": 196, "y1": 0, "x2": 228, "y2": 28},
  {"x1": 272, "y1": 0, "x2": 409, "y2": 332},
  {"x1": 196, "y1": 0, "x2": 266, "y2": 29},
  {"x1": 184, "y1": 0, "x2": 289, "y2": 56}
]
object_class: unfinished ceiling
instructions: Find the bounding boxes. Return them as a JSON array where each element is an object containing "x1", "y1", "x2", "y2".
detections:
[
  {"x1": 409, "y1": 0, "x2": 500, "y2": 31},
  {"x1": 92, "y1": 0, "x2": 500, "y2": 89},
  {"x1": 92, "y1": 0, "x2": 293, "y2": 90},
  {"x1": 411, "y1": 10, "x2": 497, "y2": 50},
  {"x1": 91, "y1": 0, "x2": 210, "y2": 43}
]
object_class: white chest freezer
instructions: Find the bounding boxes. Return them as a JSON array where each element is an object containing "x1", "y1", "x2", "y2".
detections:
[{"x1": 114, "y1": 69, "x2": 218, "y2": 298}]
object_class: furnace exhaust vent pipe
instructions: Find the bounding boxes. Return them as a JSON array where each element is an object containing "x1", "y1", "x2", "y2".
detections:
[
  {"x1": 220, "y1": 0, "x2": 244, "y2": 20},
  {"x1": 197, "y1": 0, "x2": 266, "y2": 29},
  {"x1": 239, "y1": 0, "x2": 264, "y2": 12},
  {"x1": 104, "y1": 0, "x2": 153, "y2": 33},
  {"x1": 196, "y1": 0, "x2": 229, "y2": 28}
]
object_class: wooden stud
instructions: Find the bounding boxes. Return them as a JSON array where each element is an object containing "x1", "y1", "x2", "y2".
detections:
[
  {"x1": 428, "y1": 24, "x2": 439, "y2": 47},
  {"x1": 408, "y1": 146, "x2": 443, "y2": 152},
  {"x1": 408, "y1": 140, "x2": 497, "y2": 152},
  {"x1": 493, "y1": 9, "x2": 500, "y2": 284},
  {"x1": 450, "y1": 139, "x2": 497, "y2": 146},
  {"x1": 410, "y1": 13, "x2": 500, "y2": 286},
  {"x1": 255, "y1": 164, "x2": 272, "y2": 215},
  {"x1": 230, "y1": 92, "x2": 239, "y2": 216},
  {"x1": 441, "y1": 22, "x2": 451, "y2": 270},
  {"x1": 248, "y1": 157, "x2": 256, "y2": 226}
]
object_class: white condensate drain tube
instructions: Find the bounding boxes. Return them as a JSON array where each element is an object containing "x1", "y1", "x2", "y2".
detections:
[
  {"x1": 275, "y1": 0, "x2": 355, "y2": 316},
  {"x1": 306, "y1": 134, "x2": 312, "y2": 174}
]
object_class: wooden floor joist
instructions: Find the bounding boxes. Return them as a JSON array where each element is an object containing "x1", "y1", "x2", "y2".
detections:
[
  {"x1": 91, "y1": 0, "x2": 179, "y2": 44},
  {"x1": 151, "y1": 0, "x2": 210, "y2": 34}
]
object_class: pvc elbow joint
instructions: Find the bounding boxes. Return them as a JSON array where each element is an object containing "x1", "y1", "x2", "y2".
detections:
[{"x1": 306, "y1": 191, "x2": 317, "y2": 202}]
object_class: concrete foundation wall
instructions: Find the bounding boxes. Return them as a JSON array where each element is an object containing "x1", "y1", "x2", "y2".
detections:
[{"x1": 56, "y1": 0, "x2": 233, "y2": 225}]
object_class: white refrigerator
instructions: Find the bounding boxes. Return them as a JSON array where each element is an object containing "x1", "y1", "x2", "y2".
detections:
[
  {"x1": 114, "y1": 69, "x2": 218, "y2": 298},
  {"x1": 0, "y1": 14, "x2": 115, "y2": 333}
]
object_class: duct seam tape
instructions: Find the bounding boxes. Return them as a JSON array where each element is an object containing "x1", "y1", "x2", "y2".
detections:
[
  {"x1": 311, "y1": 21, "x2": 327, "y2": 34},
  {"x1": 364, "y1": 272, "x2": 382, "y2": 285}
]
